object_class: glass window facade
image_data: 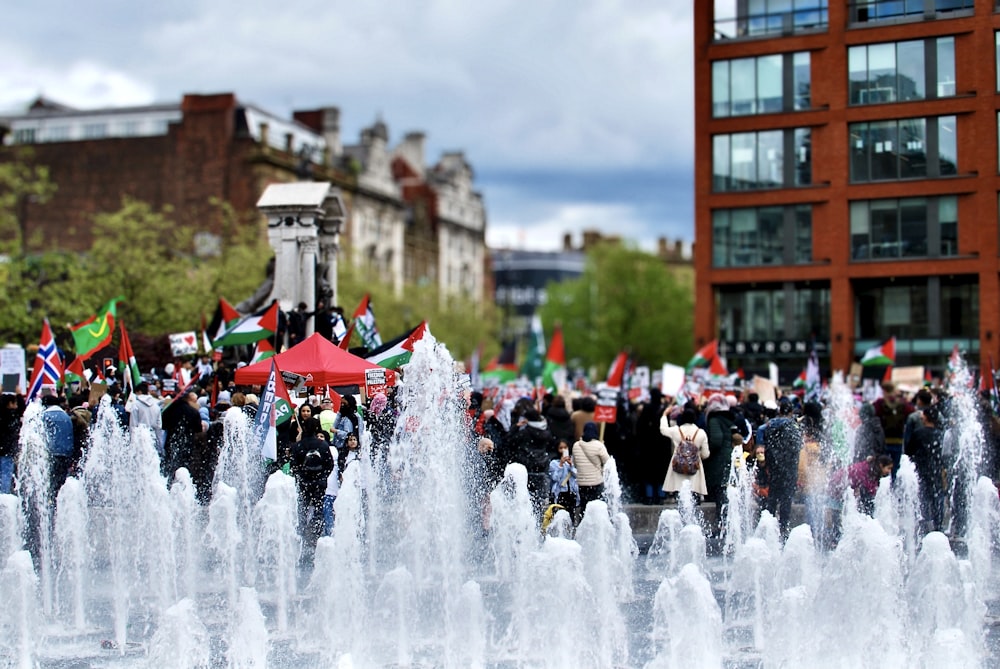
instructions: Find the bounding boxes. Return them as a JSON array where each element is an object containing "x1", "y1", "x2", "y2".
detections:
[
  {"x1": 855, "y1": 276, "x2": 978, "y2": 342},
  {"x1": 850, "y1": 196, "x2": 958, "y2": 260},
  {"x1": 713, "y1": 0, "x2": 828, "y2": 40},
  {"x1": 849, "y1": 1, "x2": 973, "y2": 25},
  {"x1": 848, "y1": 37, "x2": 955, "y2": 105},
  {"x1": 713, "y1": 205, "x2": 812, "y2": 268},
  {"x1": 713, "y1": 128, "x2": 811, "y2": 191},
  {"x1": 713, "y1": 52, "x2": 810, "y2": 117},
  {"x1": 718, "y1": 283, "x2": 830, "y2": 342},
  {"x1": 849, "y1": 116, "x2": 956, "y2": 182}
]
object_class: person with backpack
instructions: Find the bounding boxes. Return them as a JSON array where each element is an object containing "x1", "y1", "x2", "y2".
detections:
[
  {"x1": 291, "y1": 418, "x2": 336, "y2": 556},
  {"x1": 874, "y1": 382, "x2": 913, "y2": 475},
  {"x1": 659, "y1": 409, "x2": 710, "y2": 499}
]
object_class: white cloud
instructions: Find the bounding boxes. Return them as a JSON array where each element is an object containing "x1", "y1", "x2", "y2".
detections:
[
  {"x1": 0, "y1": 46, "x2": 155, "y2": 111},
  {"x1": 486, "y1": 202, "x2": 661, "y2": 252}
]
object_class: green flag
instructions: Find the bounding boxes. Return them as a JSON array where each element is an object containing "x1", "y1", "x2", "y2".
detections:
[
  {"x1": 520, "y1": 315, "x2": 546, "y2": 383},
  {"x1": 69, "y1": 297, "x2": 122, "y2": 360}
]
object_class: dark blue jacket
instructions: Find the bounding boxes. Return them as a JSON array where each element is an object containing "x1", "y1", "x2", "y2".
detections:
[{"x1": 42, "y1": 406, "x2": 74, "y2": 458}]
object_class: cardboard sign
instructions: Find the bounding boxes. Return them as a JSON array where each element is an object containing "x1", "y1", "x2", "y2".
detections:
[
  {"x1": 169, "y1": 332, "x2": 199, "y2": 357},
  {"x1": 848, "y1": 362, "x2": 863, "y2": 389},
  {"x1": 661, "y1": 363, "x2": 686, "y2": 398},
  {"x1": 0, "y1": 345, "x2": 26, "y2": 393},
  {"x1": 365, "y1": 367, "x2": 388, "y2": 399},
  {"x1": 88, "y1": 382, "x2": 108, "y2": 406},
  {"x1": 892, "y1": 366, "x2": 925, "y2": 393},
  {"x1": 752, "y1": 375, "x2": 777, "y2": 405},
  {"x1": 161, "y1": 378, "x2": 178, "y2": 397}
]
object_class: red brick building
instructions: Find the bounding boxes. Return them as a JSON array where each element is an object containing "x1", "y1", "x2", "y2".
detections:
[
  {"x1": 1, "y1": 92, "x2": 488, "y2": 305},
  {"x1": 695, "y1": 0, "x2": 997, "y2": 380}
]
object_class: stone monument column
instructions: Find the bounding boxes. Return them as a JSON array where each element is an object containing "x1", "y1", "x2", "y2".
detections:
[{"x1": 299, "y1": 237, "x2": 318, "y2": 336}]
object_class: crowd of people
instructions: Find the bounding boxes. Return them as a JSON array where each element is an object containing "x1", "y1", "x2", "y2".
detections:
[{"x1": 3, "y1": 364, "x2": 1000, "y2": 558}]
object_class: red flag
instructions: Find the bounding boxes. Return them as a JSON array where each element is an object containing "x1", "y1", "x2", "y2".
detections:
[
  {"x1": 338, "y1": 321, "x2": 355, "y2": 351},
  {"x1": 325, "y1": 385, "x2": 343, "y2": 412},
  {"x1": 709, "y1": 354, "x2": 728, "y2": 377},
  {"x1": 606, "y1": 351, "x2": 628, "y2": 388}
]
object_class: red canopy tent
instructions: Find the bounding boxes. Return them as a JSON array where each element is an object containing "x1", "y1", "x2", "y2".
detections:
[{"x1": 234, "y1": 333, "x2": 396, "y2": 388}]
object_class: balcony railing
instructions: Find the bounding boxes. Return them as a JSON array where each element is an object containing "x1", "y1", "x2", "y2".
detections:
[
  {"x1": 847, "y1": 0, "x2": 974, "y2": 26},
  {"x1": 714, "y1": 7, "x2": 829, "y2": 41}
]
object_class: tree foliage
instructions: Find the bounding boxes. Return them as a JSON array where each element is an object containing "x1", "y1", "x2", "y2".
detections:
[
  {"x1": 538, "y1": 242, "x2": 694, "y2": 375},
  {"x1": 337, "y1": 264, "x2": 499, "y2": 364}
]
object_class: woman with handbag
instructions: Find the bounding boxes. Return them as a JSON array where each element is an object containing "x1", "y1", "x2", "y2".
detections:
[{"x1": 572, "y1": 422, "x2": 610, "y2": 518}]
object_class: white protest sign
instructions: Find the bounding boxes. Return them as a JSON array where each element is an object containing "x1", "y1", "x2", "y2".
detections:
[
  {"x1": 169, "y1": 332, "x2": 199, "y2": 357},
  {"x1": 0, "y1": 345, "x2": 26, "y2": 393},
  {"x1": 661, "y1": 363, "x2": 686, "y2": 397}
]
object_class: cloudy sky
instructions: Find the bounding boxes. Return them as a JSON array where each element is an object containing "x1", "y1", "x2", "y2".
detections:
[{"x1": 1, "y1": 0, "x2": 694, "y2": 252}]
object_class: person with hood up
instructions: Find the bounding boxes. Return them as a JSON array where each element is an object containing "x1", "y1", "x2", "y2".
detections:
[
  {"x1": 703, "y1": 393, "x2": 736, "y2": 519},
  {"x1": 572, "y1": 421, "x2": 610, "y2": 515},
  {"x1": 659, "y1": 409, "x2": 710, "y2": 499},
  {"x1": 509, "y1": 409, "x2": 557, "y2": 515},
  {"x1": 544, "y1": 395, "x2": 575, "y2": 444},
  {"x1": 635, "y1": 388, "x2": 672, "y2": 504},
  {"x1": 853, "y1": 402, "x2": 886, "y2": 462},
  {"x1": 290, "y1": 418, "x2": 336, "y2": 557}
]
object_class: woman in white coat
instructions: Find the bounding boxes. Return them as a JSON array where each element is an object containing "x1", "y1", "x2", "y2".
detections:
[{"x1": 659, "y1": 408, "x2": 711, "y2": 497}]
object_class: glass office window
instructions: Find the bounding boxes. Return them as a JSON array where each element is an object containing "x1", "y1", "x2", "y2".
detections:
[
  {"x1": 714, "y1": 128, "x2": 811, "y2": 191},
  {"x1": 850, "y1": 116, "x2": 955, "y2": 182},
  {"x1": 718, "y1": 284, "x2": 829, "y2": 342},
  {"x1": 712, "y1": 52, "x2": 810, "y2": 117},
  {"x1": 849, "y1": 37, "x2": 956, "y2": 105},
  {"x1": 850, "y1": 196, "x2": 958, "y2": 260},
  {"x1": 713, "y1": 205, "x2": 812, "y2": 267}
]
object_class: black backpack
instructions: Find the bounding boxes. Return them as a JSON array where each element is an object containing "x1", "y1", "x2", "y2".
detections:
[
  {"x1": 672, "y1": 426, "x2": 701, "y2": 476},
  {"x1": 304, "y1": 448, "x2": 325, "y2": 473}
]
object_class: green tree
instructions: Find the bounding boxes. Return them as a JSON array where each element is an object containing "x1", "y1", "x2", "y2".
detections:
[
  {"x1": 337, "y1": 267, "x2": 498, "y2": 363},
  {"x1": 538, "y1": 242, "x2": 693, "y2": 376}
]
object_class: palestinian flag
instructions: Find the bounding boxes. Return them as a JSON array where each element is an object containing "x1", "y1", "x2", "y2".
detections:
[
  {"x1": 207, "y1": 298, "x2": 242, "y2": 345},
  {"x1": 69, "y1": 297, "x2": 122, "y2": 361},
  {"x1": 793, "y1": 370, "x2": 807, "y2": 389},
  {"x1": 686, "y1": 340, "x2": 718, "y2": 373},
  {"x1": 253, "y1": 359, "x2": 294, "y2": 461},
  {"x1": 352, "y1": 294, "x2": 382, "y2": 349},
  {"x1": 481, "y1": 341, "x2": 518, "y2": 384},
  {"x1": 606, "y1": 351, "x2": 628, "y2": 388},
  {"x1": 213, "y1": 301, "x2": 279, "y2": 348},
  {"x1": 251, "y1": 339, "x2": 276, "y2": 364},
  {"x1": 520, "y1": 315, "x2": 546, "y2": 383},
  {"x1": 366, "y1": 321, "x2": 430, "y2": 370},
  {"x1": 860, "y1": 337, "x2": 896, "y2": 367},
  {"x1": 117, "y1": 322, "x2": 141, "y2": 394},
  {"x1": 541, "y1": 325, "x2": 566, "y2": 393}
]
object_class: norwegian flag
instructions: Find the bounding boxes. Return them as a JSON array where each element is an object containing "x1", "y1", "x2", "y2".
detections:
[{"x1": 27, "y1": 319, "x2": 63, "y2": 401}]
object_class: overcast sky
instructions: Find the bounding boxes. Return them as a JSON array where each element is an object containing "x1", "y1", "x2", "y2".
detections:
[{"x1": 1, "y1": 0, "x2": 694, "y2": 252}]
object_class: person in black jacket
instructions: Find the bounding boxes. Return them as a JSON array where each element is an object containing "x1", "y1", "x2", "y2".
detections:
[
  {"x1": 0, "y1": 392, "x2": 25, "y2": 494},
  {"x1": 507, "y1": 409, "x2": 557, "y2": 515},
  {"x1": 635, "y1": 389, "x2": 671, "y2": 504},
  {"x1": 291, "y1": 418, "x2": 336, "y2": 553},
  {"x1": 906, "y1": 405, "x2": 946, "y2": 532},
  {"x1": 544, "y1": 395, "x2": 575, "y2": 445},
  {"x1": 760, "y1": 401, "x2": 803, "y2": 538}
]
